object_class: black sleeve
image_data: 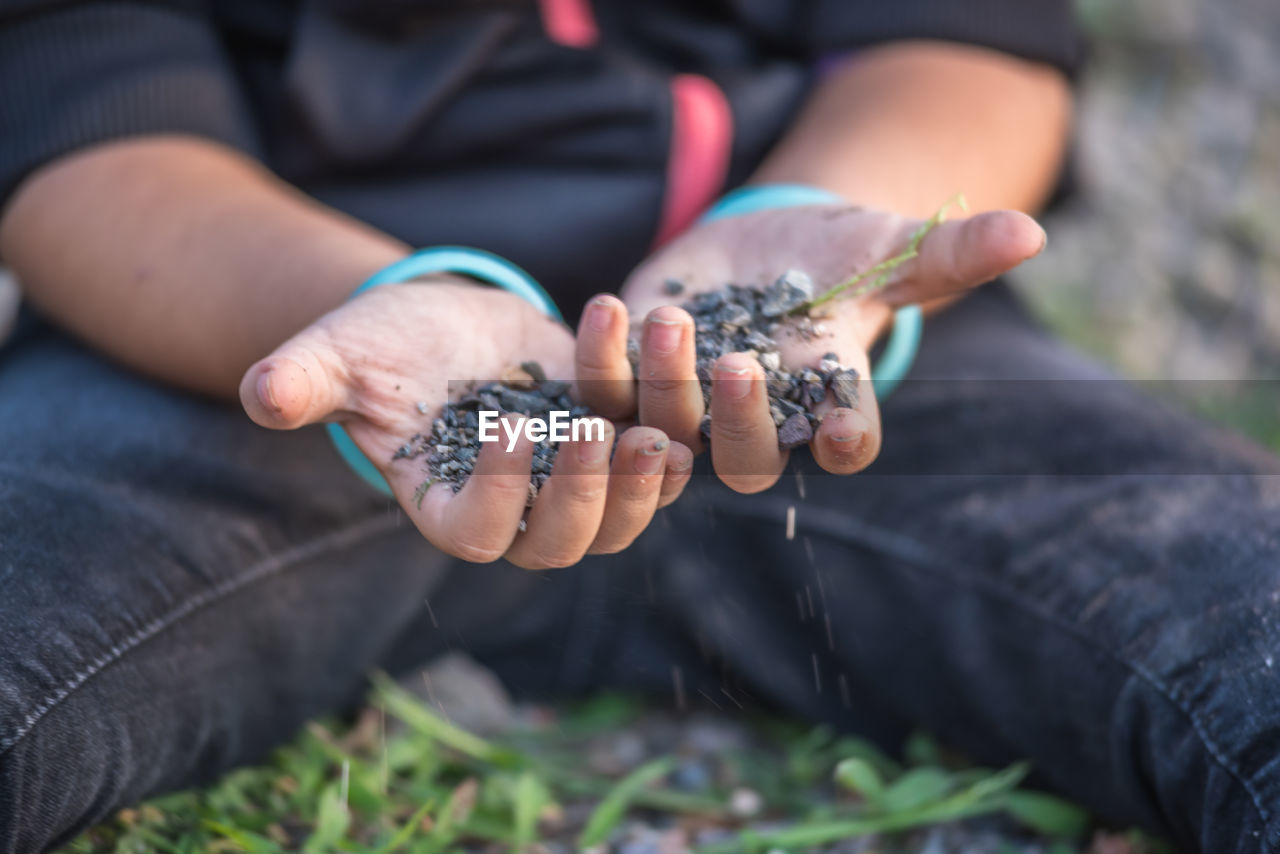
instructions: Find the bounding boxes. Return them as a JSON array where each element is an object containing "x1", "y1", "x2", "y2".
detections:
[
  {"x1": 0, "y1": 1, "x2": 263, "y2": 211},
  {"x1": 804, "y1": 0, "x2": 1084, "y2": 77}
]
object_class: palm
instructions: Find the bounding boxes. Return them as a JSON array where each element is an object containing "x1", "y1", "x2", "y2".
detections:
[
  {"x1": 314, "y1": 285, "x2": 576, "y2": 483},
  {"x1": 622, "y1": 204, "x2": 1043, "y2": 368}
]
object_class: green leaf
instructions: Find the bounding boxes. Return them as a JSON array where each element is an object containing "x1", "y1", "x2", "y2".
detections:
[
  {"x1": 1003, "y1": 791, "x2": 1091, "y2": 838},
  {"x1": 578, "y1": 758, "x2": 675, "y2": 848},
  {"x1": 203, "y1": 821, "x2": 286, "y2": 854},
  {"x1": 830, "y1": 736, "x2": 901, "y2": 779},
  {"x1": 881, "y1": 767, "x2": 954, "y2": 813},
  {"x1": 373, "y1": 673, "x2": 522, "y2": 766},
  {"x1": 371, "y1": 799, "x2": 437, "y2": 854},
  {"x1": 510, "y1": 772, "x2": 552, "y2": 852},
  {"x1": 833, "y1": 757, "x2": 884, "y2": 803},
  {"x1": 964, "y1": 762, "x2": 1029, "y2": 801},
  {"x1": 303, "y1": 782, "x2": 351, "y2": 853}
]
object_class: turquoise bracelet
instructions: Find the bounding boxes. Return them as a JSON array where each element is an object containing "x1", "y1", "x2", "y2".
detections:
[
  {"x1": 326, "y1": 246, "x2": 561, "y2": 495},
  {"x1": 700, "y1": 183, "x2": 923, "y2": 398}
]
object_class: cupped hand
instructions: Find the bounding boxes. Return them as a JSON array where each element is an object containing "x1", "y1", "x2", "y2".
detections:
[
  {"x1": 240, "y1": 277, "x2": 693, "y2": 567},
  {"x1": 574, "y1": 203, "x2": 1046, "y2": 492}
]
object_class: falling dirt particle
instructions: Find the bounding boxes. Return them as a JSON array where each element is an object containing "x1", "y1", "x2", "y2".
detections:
[
  {"x1": 839, "y1": 673, "x2": 851, "y2": 709},
  {"x1": 720, "y1": 686, "x2": 744, "y2": 709},
  {"x1": 672, "y1": 665, "x2": 687, "y2": 711},
  {"x1": 811, "y1": 653, "x2": 822, "y2": 694},
  {"x1": 785, "y1": 505, "x2": 796, "y2": 540}
]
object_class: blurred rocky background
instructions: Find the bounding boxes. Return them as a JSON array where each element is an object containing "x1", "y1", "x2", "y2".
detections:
[{"x1": 1016, "y1": 0, "x2": 1280, "y2": 397}]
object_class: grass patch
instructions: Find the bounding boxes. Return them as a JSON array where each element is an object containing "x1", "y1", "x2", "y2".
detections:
[{"x1": 62, "y1": 676, "x2": 1172, "y2": 854}]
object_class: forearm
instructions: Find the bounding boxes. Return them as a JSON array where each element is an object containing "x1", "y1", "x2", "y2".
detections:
[
  {"x1": 0, "y1": 135, "x2": 408, "y2": 398},
  {"x1": 751, "y1": 40, "x2": 1073, "y2": 217}
]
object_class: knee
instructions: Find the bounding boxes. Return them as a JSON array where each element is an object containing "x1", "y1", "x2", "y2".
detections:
[{"x1": 0, "y1": 691, "x2": 137, "y2": 854}]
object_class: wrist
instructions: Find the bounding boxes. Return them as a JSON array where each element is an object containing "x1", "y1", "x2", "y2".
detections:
[{"x1": 702, "y1": 183, "x2": 846, "y2": 221}]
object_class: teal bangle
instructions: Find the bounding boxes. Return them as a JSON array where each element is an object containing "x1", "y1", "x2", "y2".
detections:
[
  {"x1": 327, "y1": 246, "x2": 561, "y2": 495},
  {"x1": 700, "y1": 184, "x2": 922, "y2": 398}
]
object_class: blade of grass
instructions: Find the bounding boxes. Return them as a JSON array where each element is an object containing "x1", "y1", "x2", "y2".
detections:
[
  {"x1": 370, "y1": 798, "x2": 436, "y2": 854},
  {"x1": 578, "y1": 757, "x2": 675, "y2": 848},
  {"x1": 510, "y1": 772, "x2": 552, "y2": 852},
  {"x1": 801, "y1": 193, "x2": 968, "y2": 315},
  {"x1": 1002, "y1": 790, "x2": 1091, "y2": 838},
  {"x1": 695, "y1": 761, "x2": 1029, "y2": 854},
  {"x1": 302, "y1": 781, "x2": 350, "y2": 854},
  {"x1": 373, "y1": 672, "x2": 522, "y2": 767},
  {"x1": 203, "y1": 822, "x2": 286, "y2": 854}
]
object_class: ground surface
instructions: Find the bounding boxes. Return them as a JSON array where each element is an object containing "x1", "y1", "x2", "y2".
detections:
[
  {"x1": 60, "y1": 0, "x2": 1278, "y2": 851},
  {"x1": 62, "y1": 655, "x2": 1165, "y2": 854}
]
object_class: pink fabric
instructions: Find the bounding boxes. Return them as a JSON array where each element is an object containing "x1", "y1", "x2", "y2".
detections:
[
  {"x1": 536, "y1": 0, "x2": 599, "y2": 48},
  {"x1": 653, "y1": 74, "x2": 734, "y2": 247}
]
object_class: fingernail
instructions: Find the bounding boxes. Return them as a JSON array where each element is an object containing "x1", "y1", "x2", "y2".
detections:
[
  {"x1": 716, "y1": 364, "x2": 753, "y2": 400},
  {"x1": 670, "y1": 455, "x2": 693, "y2": 473},
  {"x1": 578, "y1": 431, "x2": 611, "y2": 465},
  {"x1": 645, "y1": 316, "x2": 682, "y2": 355},
  {"x1": 827, "y1": 410, "x2": 865, "y2": 442},
  {"x1": 635, "y1": 439, "x2": 668, "y2": 474},
  {"x1": 588, "y1": 297, "x2": 614, "y2": 333},
  {"x1": 257, "y1": 369, "x2": 281, "y2": 413}
]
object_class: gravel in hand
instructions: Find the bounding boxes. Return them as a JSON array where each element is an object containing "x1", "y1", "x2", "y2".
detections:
[{"x1": 396, "y1": 271, "x2": 864, "y2": 500}]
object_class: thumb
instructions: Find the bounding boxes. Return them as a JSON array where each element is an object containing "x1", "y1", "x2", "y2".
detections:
[
  {"x1": 881, "y1": 210, "x2": 1046, "y2": 305},
  {"x1": 239, "y1": 333, "x2": 354, "y2": 430}
]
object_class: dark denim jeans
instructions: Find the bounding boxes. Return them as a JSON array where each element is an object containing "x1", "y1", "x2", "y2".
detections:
[{"x1": 2, "y1": 283, "x2": 1279, "y2": 853}]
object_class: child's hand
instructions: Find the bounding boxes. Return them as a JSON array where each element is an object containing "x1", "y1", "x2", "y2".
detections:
[
  {"x1": 240, "y1": 278, "x2": 692, "y2": 567},
  {"x1": 574, "y1": 204, "x2": 1046, "y2": 493}
]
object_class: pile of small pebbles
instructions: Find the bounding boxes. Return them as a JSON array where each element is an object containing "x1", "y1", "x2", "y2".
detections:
[
  {"x1": 395, "y1": 271, "x2": 862, "y2": 499},
  {"x1": 393, "y1": 360, "x2": 586, "y2": 508},
  {"x1": 655, "y1": 270, "x2": 861, "y2": 450}
]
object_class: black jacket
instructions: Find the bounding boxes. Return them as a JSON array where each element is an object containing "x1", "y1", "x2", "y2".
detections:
[{"x1": 0, "y1": 0, "x2": 1082, "y2": 310}]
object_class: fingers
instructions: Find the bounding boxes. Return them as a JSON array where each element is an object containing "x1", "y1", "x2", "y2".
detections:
[
  {"x1": 637, "y1": 306, "x2": 705, "y2": 450},
  {"x1": 504, "y1": 423, "x2": 615, "y2": 569},
  {"x1": 415, "y1": 415, "x2": 534, "y2": 563},
  {"x1": 709, "y1": 353, "x2": 786, "y2": 494},
  {"x1": 414, "y1": 421, "x2": 691, "y2": 566},
  {"x1": 589, "y1": 427, "x2": 676, "y2": 554},
  {"x1": 881, "y1": 210, "x2": 1047, "y2": 306},
  {"x1": 575, "y1": 294, "x2": 635, "y2": 420},
  {"x1": 240, "y1": 332, "x2": 354, "y2": 429}
]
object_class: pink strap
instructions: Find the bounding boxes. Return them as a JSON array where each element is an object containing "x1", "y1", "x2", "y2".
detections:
[
  {"x1": 536, "y1": 0, "x2": 599, "y2": 48},
  {"x1": 653, "y1": 74, "x2": 734, "y2": 247}
]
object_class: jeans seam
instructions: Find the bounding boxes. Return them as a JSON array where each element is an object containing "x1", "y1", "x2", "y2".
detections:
[
  {"x1": 726, "y1": 493, "x2": 1275, "y2": 848},
  {"x1": 0, "y1": 511, "x2": 404, "y2": 758}
]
